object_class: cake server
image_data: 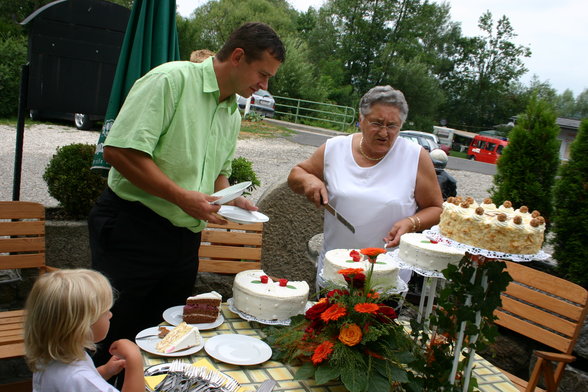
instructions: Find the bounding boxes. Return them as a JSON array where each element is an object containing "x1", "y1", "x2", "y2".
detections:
[
  {"x1": 255, "y1": 379, "x2": 277, "y2": 392},
  {"x1": 324, "y1": 202, "x2": 355, "y2": 233}
]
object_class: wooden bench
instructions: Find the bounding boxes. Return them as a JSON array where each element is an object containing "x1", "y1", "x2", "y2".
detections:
[
  {"x1": 0, "y1": 201, "x2": 55, "y2": 361},
  {"x1": 494, "y1": 260, "x2": 588, "y2": 391},
  {"x1": 198, "y1": 221, "x2": 264, "y2": 274}
]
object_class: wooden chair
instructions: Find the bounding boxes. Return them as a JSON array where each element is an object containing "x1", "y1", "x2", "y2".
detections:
[
  {"x1": 198, "y1": 221, "x2": 264, "y2": 274},
  {"x1": 0, "y1": 201, "x2": 55, "y2": 361},
  {"x1": 494, "y1": 260, "x2": 588, "y2": 392}
]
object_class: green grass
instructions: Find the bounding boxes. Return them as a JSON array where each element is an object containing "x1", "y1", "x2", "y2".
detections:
[
  {"x1": 450, "y1": 150, "x2": 468, "y2": 159},
  {"x1": 240, "y1": 119, "x2": 294, "y2": 138}
]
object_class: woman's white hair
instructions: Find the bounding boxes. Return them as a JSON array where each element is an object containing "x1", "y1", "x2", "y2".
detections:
[{"x1": 359, "y1": 85, "x2": 409, "y2": 122}]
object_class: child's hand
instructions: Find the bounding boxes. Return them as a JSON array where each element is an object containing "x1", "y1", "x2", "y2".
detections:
[
  {"x1": 109, "y1": 339, "x2": 145, "y2": 392},
  {"x1": 109, "y1": 339, "x2": 142, "y2": 366},
  {"x1": 98, "y1": 355, "x2": 126, "y2": 380}
]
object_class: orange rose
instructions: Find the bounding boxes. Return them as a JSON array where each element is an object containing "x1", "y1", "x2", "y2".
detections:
[
  {"x1": 354, "y1": 303, "x2": 380, "y2": 314},
  {"x1": 312, "y1": 340, "x2": 334, "y2": 365},
  {"x1": 338, "y1": 323, "x2": 362, "y2": 346},
  {"x1": 320, "y1": 304, "x2": 347, "y2": 322}
]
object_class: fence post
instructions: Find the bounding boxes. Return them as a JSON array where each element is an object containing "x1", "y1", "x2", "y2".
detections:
[{"x1": 295, "y1": 99, "x2": 301, "y2": 124}]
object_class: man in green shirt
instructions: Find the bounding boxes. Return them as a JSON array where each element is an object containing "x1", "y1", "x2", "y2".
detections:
[{"x1": 88, "y1": 22, "x2": 284, "y2": 368}]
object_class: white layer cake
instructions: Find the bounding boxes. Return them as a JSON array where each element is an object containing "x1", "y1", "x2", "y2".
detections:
[
  {"x1": 155, "y1": 322, "x2": 201, "y2": 354},
  {"x1": 232, "y1": 270, "x2": 309, "y2": 321},
  {"x1": 322, "y1": 249, "x2": 399, "y2": 291},
  {"x1": 399, "y1": 233, "x2": 465, "y2": 272}
]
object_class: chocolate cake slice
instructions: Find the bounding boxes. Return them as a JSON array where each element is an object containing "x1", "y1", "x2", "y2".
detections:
[{"x1": 183, "y1": 291, "x2": 222, "y2": 323}]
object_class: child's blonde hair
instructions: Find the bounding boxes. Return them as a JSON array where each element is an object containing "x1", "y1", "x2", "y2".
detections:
[{"x1": 24, "y1": 269, "x2": 113, "y2": 371}]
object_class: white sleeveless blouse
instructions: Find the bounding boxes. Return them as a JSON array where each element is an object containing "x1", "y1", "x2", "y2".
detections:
[{"x1": 317, "y1": 134, "x2": 421, "y2": 287}]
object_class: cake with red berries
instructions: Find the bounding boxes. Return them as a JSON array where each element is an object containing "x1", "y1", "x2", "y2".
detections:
[
  {"x1": 399, "y1": 233, "x2": 465, "y2": 272},
  {"x1": 232, "y1": 270, "x2": 309, "y2": 321}
]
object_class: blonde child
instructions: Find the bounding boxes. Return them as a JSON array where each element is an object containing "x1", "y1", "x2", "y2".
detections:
[{"x1": 24, "y1": 269, "x2": 144, "y2": 392}]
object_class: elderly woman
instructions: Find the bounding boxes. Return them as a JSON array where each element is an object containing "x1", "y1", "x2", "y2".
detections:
[{"x1": 288, "y1": 85, "x2": 443, "y2": 289}]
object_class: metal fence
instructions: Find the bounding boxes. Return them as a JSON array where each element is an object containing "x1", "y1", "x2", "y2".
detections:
[{"x1": 273, "y1": 95, "x2": 356, "y2": 132}]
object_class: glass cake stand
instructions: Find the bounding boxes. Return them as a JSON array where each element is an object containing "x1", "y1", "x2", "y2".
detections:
[{"x1": 422, "y1": 225, "x2": 551, "y2": 391}]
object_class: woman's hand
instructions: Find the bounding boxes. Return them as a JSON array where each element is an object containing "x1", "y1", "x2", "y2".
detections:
[{"x1": 383, "y1": 218, "x2": 414, "y2": 248}]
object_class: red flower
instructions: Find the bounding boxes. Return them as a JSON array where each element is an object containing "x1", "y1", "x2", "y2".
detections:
[
  {"x1": 312, "y1": 341, "x2": 334, "y2": 365},
  {"x1": 321, "y1": 304, "x2": 347, "y2": 322},
  {"x1": 305, "y1": 297, "x2": 329, "y2": 320},
  {"x1": 279, "y1": 278, "x2": 288, "y2": 286},
  {"x1": 376, "y1": 305, "x2": 398, "y2": 323},
  {"x1": 349, "y1": 250, "x2": 361, "y2": 262},
  {"x1": 354, "y1": 303, "x2": 380, "y2": 314},
  {"x1": 338, "y1": 268, "x2": 366, "y2": 289},
  {"x1": 327, "y1": 289, "x2": 349, "y2": 298}
]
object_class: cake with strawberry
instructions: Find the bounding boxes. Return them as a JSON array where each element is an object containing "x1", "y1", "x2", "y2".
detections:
[
  {"x1": 321, "y1": 249, "x2": 400, "y2": 291},
  {"x1": 232, "y1": 270, "x2": 309, "y2": 321},
  {"x1": 399, "y1": 233, "x2": 465, "y2": 272}
]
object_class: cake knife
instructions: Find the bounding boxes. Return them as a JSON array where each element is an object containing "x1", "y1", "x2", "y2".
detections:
[{"x1": 324, "y1": 202, "x2": 355, "y2": 233}]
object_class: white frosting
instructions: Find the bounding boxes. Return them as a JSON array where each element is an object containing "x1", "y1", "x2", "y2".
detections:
[
  {"x1": 232, "y1": 270, "x2": 309, "y2": 321},
  {"x1": 399, "y1": 233, "x2": 465, "y2": 272},
  {"x1": 187, "y1": 291, "x2": 222, "y2": 301},
  {"x1": 322, "y1": 249, "x2": 399, "y2": 291},
  {"x1": 156, "y1": 322, "x2": 201, "y2": 353}
]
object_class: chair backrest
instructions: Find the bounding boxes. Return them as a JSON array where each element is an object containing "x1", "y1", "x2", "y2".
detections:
[
  {"x1": 494, "y1": 260, "x2": 588, "y2": 355},
  {"x1": 198, "y1": 221, "x2": 263, "y2": 274},
  {"x1": 0, "y1": 201, "x2": 46, "y2": 271}
]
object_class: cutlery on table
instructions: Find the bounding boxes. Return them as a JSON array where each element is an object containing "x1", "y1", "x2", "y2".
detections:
[{"x1": 255, "y1": 379, "x2": 277, "y2": 392}]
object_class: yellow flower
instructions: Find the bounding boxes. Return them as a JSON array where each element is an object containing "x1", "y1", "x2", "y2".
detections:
[{"x1": 338, "y1": 323, "x2": 362, "y2": 346}]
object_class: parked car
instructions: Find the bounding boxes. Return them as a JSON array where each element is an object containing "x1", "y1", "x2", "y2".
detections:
[
  {"x1": 400, "y1": 130, "x2": 450, "y2": 154},
  {"x1": 399, "y1": 130, "x2": 441, "y2": 152},
  {"x1": 237, "y1": 89, "x2": 275, "y2": 118},
  {"x1": 30, "y1": 110, "x2": 101, "y2": 130}
]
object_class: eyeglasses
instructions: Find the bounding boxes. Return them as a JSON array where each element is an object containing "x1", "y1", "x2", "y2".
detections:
[{"x1": 367, "y1": 121, "x2": 400, "y2": 132}]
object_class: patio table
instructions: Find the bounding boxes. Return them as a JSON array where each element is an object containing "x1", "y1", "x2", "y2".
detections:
[{"x1": 141, "y1": 304, "x2": 518, "y2": 392}]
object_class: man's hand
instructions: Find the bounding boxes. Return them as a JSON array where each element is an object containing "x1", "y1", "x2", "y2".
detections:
[
  {"x1": 230, "y1": 196, "x2": 258, "y2": 211},
  {"x1": 176, "y1": 190, "x2": 227, "y2": 224}
]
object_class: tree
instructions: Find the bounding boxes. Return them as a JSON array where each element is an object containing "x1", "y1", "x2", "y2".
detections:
[
  {"x1": 551, "y1": 119, "x2": 588, "y2": 288},
  {"x1": 490, "y1": 98, "x2": 560, "y2": 222},
  {"x1": 441, "y1": 11, "x2": 531, "y2": 128}
]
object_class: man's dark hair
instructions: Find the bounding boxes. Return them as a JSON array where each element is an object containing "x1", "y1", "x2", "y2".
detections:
[{"x1": 216, "y1": 22, "x2": 285, "y2": 63}]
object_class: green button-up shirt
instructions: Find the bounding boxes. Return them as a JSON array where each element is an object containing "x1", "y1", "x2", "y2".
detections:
[{"x1": 105, "y1": 57, "x2": 241, "y2": 233}]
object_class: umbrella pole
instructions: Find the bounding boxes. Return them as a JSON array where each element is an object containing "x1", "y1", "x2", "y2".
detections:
[{"x1": 13, "y1": 63, "x2": 30, "y2": 201}]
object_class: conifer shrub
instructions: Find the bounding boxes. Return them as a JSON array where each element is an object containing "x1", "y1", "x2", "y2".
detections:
[
  {"x1": 551, "y1": 119, "x2": 588, "y2": 288},
  {"x1": 229, "y1": 157, "x2": 260, "y2": 193},
  {"x1": 490, "y1": 98, "x2": 560, "y2": 223},
  {"x1": 43, "y1": 143, "x2": 107, "y2": 219}
]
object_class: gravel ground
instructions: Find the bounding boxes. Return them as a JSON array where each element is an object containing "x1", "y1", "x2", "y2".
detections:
[{"x1": 0, "y1": 123, "x2": 492, "y2": 206}]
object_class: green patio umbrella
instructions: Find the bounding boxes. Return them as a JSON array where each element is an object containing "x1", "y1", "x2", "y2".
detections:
[{"x1": 91, "y1": 0, "x2": 180, "y2": 172}]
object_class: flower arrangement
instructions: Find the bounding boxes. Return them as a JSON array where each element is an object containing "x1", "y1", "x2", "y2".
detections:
[{"x1": 264, "y1": 249, "x2": 512, "y2": 392}]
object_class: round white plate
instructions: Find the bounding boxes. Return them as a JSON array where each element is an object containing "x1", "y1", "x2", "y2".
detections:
[
  {"x1": 135, "y1": 326, "x2": 204, "y2": 357},
  {"x1": 204, "y1": 334, "x2": 272, "y2": 366},
  {"x1": 218, "y1": 206, "x2": 269, "y2": 224},
  {"x1": 210, "y1": 181, "x2": 252, "y2": 205},
  {"x1": 162, "y1": 305, "x2": 224, "y2": 330}
]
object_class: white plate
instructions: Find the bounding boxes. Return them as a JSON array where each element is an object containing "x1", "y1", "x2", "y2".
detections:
[
  {"x1": 204, "y1": 334, "x2": 272, "y2": 365},
  {"x1": 217, "y1": 206, "x2": 269, "y2": 224},
  {"x1": 210, "y1": 181, "x2": 252, "y2": 205},
  {"x1": 162, "y1": 305, "x2": 224, "y2": 330},
  {"x1": 135, "y1": 326, "x2": 204, "y2": 357}
]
